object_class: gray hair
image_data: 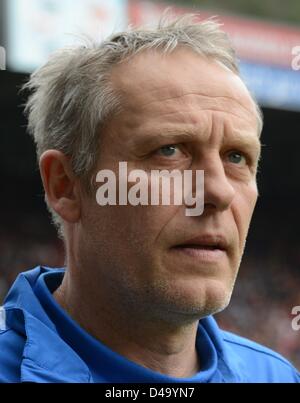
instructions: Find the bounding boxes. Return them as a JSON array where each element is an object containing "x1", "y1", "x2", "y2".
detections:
[{"x1": 23, "y1": 12, "x2": 263, "y2": 237}]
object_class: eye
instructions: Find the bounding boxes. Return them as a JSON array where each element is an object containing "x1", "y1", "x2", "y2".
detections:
[
  {"x1": 157, "y1": 144, "x2": 180, "y2": 157},
  {"x1": 227, "y1": 151, "x2": 247, "y2": 165}
]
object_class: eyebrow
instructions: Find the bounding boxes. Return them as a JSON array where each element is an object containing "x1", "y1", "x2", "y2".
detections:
[
  {"x1": 223, "y1": 131, "x2": 261, "y2": 155},
  {"x1": 131, "y1": 128, "x2": 261, "y2": 157},
  {"x1": 132, "y1": 130, "x2": 198, "y2": 151}
]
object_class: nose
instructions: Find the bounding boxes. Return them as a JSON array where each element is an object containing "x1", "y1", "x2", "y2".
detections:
[{"x1": 201, "y1": 153, "x2": 235, "y2": 212}]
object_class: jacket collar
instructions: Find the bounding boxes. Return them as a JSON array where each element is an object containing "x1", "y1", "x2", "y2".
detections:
[
  {"x1": 4, "y1": 267, "x2": 93, "y2": 383},
  {"x1": 3, "y1": 266, "x2": 248, "y2": 383},
  {"x1": 200, "y1": 316, "x2": 249, "y2": 382}
]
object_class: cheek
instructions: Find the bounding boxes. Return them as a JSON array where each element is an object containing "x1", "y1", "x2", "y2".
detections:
[
  {"x1": 115, "y1": 172, "x2": 183, "y2": 248},
  {"x1": 123, "y1": 204, "x2": 180, "y2": 249},
  {"x1": 83, "y1": 195, "x2": 177, "y2": 255},
  {"x1": 232, "y1": 181, "x2": 258, "y2": 247}
]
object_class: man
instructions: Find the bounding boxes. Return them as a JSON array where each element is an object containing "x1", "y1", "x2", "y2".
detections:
[{"x1": 0, "y1": 14, "x2": 299, "y2": 383}]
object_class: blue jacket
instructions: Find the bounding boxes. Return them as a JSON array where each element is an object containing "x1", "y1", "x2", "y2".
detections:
[{"x1": 0, "y1": 267, "x2": 299, "y2": 383}]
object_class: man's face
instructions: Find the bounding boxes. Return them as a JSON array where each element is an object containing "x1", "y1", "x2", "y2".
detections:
[{"x1": 77, "y1": 48, "x2": 261, "y2": 322}]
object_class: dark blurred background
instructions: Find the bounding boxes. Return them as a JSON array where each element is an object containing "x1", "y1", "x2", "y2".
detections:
[{"x1": 0, "y1": 0, "x2": 299, "y2": 370}]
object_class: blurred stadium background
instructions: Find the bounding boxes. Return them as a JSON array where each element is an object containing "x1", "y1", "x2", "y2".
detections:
[{"x1": 0, "y1": 0, "x2": 299, "y2": 370}]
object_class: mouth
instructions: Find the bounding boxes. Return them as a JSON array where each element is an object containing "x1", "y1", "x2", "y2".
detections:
[
  {"x1": 171, "y1": 235, "x2": 228, "y2": 261},
  {"x1": 174, "y1": 244, "x2": 223, "y2": 250}
]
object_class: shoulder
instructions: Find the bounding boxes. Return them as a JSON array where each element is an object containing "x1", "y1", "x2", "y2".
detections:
[
  {"x1": 0, "y1": 327, "x2": 25, "y2": 383},
  {"x1": 221, "y1": 330, "x2": 300, "y2": 383}
]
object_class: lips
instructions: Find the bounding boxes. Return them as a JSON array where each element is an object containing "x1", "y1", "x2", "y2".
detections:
[
  {"x1": 173, "y1": 235, "x2": 228, "y2": 251},
  {"x1": 175, "y1": 245, "x2": 221, "y2": 250},
  {"x1": 171, "y1": 235, "x2": 228, "y2": 262}
]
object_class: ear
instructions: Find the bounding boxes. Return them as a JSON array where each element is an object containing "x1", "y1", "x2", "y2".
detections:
[{"x1": 39, "y1": 150, "x2": 81, "y2": 224}]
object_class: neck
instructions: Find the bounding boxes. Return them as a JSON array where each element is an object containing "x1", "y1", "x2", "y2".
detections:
[{"x1": 53, "y1": 270, "x2": 201, "y2": 378}]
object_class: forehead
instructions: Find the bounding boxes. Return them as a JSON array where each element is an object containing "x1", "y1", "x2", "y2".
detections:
[{"x1": 110, "y1": 47, "x2": 258, "y2": 131}]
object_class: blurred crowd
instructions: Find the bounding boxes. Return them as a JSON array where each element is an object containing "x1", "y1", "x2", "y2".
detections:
[
  {"x1": 217, "y1": 253, "x2": 300, "y2": 371},
  {"x1": 1, "y1": 216, "x2": 299, "y2": 371}
]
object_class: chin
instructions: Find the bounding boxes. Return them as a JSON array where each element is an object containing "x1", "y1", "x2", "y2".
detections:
[{"x1": 155, "y1": 277, "x2": 235, "y2": 321}]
